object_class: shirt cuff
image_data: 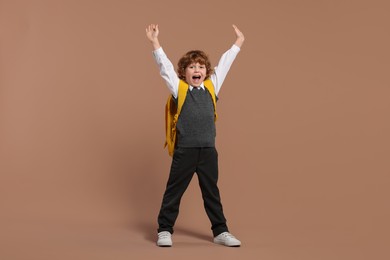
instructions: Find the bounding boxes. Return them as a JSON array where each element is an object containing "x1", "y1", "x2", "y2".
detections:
[
  {"x1": 153, "y1": 47, "x2": 164, "y2": 57},
  {"x1": 232, "y1": 44, "x2": 241, "y2": 52}
]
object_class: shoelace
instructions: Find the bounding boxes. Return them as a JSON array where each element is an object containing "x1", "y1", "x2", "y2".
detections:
[
  {"x1": 158, "y1": 232, "x2": 171, "y2": 239},
  {"x1": 220, "y1": 232, "x2": 236, "y2": 239}
]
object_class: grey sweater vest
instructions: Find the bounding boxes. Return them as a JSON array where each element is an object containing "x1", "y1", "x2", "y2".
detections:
[{"x1": 175, "y1": 88, "x2": 216, "y2": 147}]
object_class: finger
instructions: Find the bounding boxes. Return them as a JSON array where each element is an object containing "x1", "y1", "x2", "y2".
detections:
[{"x1": 233, "y1": 25, "x2": 240, "y2": 35}]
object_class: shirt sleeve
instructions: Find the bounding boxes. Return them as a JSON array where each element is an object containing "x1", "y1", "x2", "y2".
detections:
[
  {"x1": 152, "y1": 47, "x2": 180, "y2": 98},
  {"x1": 210, "y1": 44, "x2": 241, "y2": 96}
]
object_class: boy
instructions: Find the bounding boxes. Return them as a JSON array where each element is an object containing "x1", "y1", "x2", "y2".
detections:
[{"x1": 146, "y1": 24, "x2": 245, "y2": 247}]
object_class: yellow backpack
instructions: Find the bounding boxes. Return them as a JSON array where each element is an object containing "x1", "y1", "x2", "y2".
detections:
[{"x1": 164, "y1": 79, "x2": 218, "y2": 156}]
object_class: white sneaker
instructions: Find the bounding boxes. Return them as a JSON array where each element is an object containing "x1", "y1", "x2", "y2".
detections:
[
  {"x1": 213, "y1": 232, "x2": 241, "y2": 247},
  {"x1": 157, "y1": 231, "x2": 172, "y2": 247}
]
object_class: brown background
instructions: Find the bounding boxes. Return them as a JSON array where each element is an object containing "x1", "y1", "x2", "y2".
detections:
[{"x1": 1, "y1": 0, "x2": 389, "y2": 259}]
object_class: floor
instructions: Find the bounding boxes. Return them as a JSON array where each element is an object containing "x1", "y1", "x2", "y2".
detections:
[{"x1": 1, "y1": 216, "x2": 387, "y2": 260}]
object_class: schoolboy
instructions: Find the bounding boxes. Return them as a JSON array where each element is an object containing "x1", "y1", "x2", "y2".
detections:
[{"x1": 145, "y1": 23, "x2": 245, "y2": 247}]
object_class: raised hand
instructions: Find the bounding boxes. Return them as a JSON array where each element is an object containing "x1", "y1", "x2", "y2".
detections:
[
  {"x1": 146, "y1": 24, "x2": 161, "y2": 50},
  {"x1": 232, "y1": 24, "x2": 245, "y2": 48}
]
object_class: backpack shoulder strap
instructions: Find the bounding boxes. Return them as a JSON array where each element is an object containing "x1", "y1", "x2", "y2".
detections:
[
  {"x1": 203, "y1": 79, "x2": 218, "y2": 121},
  {"x1": 177, "y1": 80, "x2": 189, "y2": 114},
  {"x1": 164, "y1": 80, "x2": 189, "y2": 156}
]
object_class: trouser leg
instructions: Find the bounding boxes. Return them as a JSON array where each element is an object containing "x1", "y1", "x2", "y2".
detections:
[
  {"x1": 157, "y1": 148, "x2": 197, "y2": 234},
  {"x1": 196, "y1": 147, "x2": 229, "y2": 237}
]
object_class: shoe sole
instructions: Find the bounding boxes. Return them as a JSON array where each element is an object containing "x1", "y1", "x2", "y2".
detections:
[
  {"x1": 214, "y1": 241, "x2": 241, "y2": 247},
  {"x1": 157, "y1": 242, "x2": 172, "y2": 247}
]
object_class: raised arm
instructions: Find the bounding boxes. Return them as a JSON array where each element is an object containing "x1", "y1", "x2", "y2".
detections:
[
  {"x1": 146, "y1": 24, "x2": 179, "y2": 97},
  {"x1": 211, "y1": 25, "x2": 245, "y2": 96},
  {"x1": 146, "y1": 24, "x2": 161, "y2": 50}
]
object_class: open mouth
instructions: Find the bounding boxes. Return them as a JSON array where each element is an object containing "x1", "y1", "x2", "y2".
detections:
[{"x1": 191, "y1": 75, "x2": 202, "y2": 85}]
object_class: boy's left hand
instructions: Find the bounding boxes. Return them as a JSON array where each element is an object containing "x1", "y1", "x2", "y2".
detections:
[{"x1": 232, "y1": 24, "x2": 245, "y2": 48}]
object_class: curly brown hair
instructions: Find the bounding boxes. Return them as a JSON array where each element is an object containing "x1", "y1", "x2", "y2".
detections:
[{"x1": 177, "y1": 50, "x2": 214, "y2": 81}]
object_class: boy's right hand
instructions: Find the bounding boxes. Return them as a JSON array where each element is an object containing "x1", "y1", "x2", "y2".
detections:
[{"x1": 146, "y1": 24, "x2": 161, "y2": 50}]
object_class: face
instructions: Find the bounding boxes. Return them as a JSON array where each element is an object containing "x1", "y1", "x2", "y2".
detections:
[{"x1": 185, "y1": 62, "x2": 207, "y2": 87}]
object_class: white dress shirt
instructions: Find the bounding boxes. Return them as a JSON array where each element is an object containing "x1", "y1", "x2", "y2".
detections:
[{"x1": 153, "y1": 44, "x2": 241, "y2": 99}]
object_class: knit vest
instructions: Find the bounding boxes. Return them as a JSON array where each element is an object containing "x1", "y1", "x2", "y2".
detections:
[
  {"x1": 176, "y1": 86, "x2": 216, "y2": 147},
  {"x1": 164, "y1": 79, "x2": 217, "y2": 156}
]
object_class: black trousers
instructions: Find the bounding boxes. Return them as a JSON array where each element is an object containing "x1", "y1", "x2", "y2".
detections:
[{"x1": 157, "y1": 147, "x2": 229, "y2": 237}]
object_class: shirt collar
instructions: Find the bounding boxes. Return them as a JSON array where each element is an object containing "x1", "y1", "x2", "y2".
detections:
[{"x1": 189, "y1": 82, "x2": 205, "y2": 91}]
